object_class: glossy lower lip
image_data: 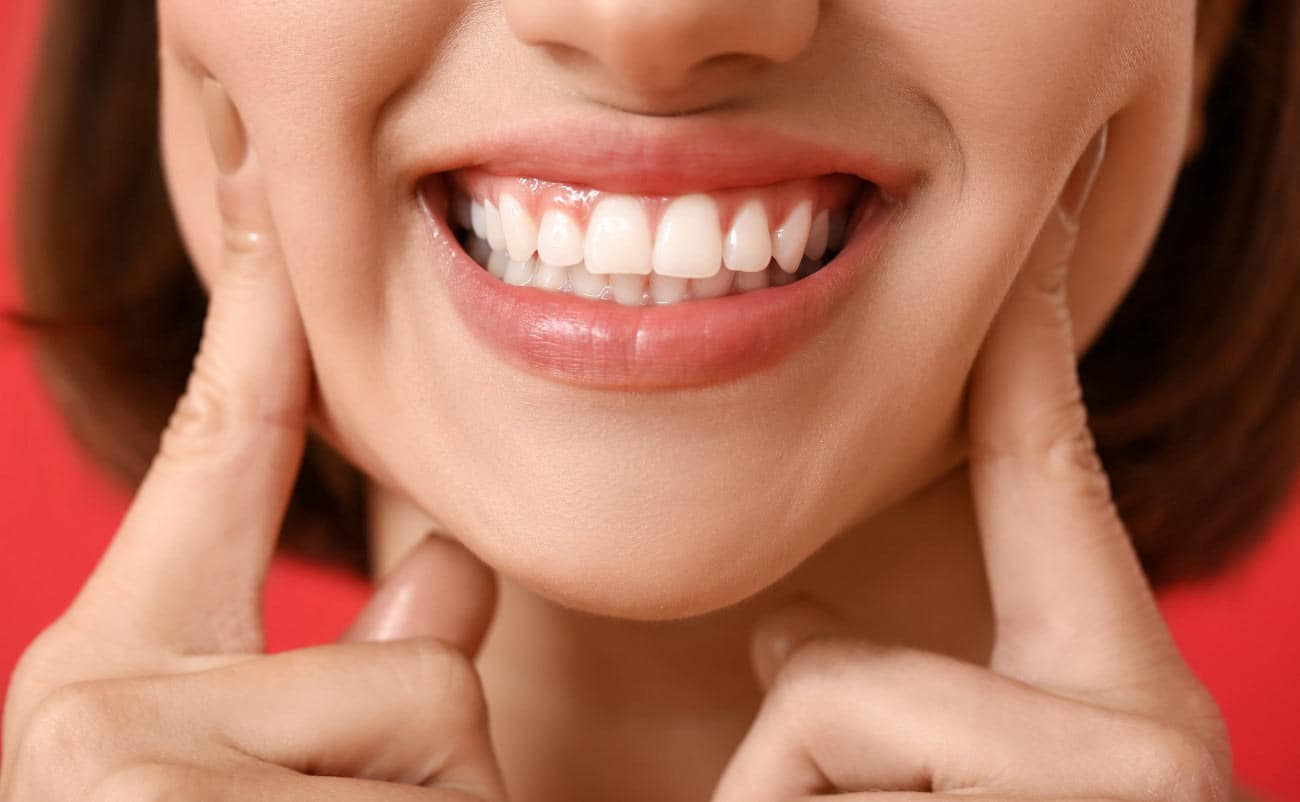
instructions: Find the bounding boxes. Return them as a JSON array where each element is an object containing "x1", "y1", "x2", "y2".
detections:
[{"x1": 421, "y1": 186, "x2": 898, "y2": 390}]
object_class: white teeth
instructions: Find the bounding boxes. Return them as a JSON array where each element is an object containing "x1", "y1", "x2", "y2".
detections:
[
  {"x1": 585, "y1": 196, "x2": 653, "y2": 275},
  {"x1": 484, "y1": 200, "x2": 507, "y2": 252},
  {"x1": 805, "y1": 209, "x2": 829, "y2": 260},
  {"x1": 499, "y1": 193, "x2": 538, "y2": 262},
  {"x1": 487, "y1": 248, "x2": 509, "y2": 279},
  {"x1": 568, "y1": 261, "x2": 608, "y2": 299},
  {"x1": 534, "y1": 260, "x2": 569, "y2": 291},
  {"x1": 653, "y1": 194, "x2": 723, "y2": 279},
  {"x1": 691, "y1": 267, "x2": 735, "y2": 300},
  {"x1": 724, "y1": 200, "x2": 772, "y2": 273},
  {"x1": 454, "y1": 196, "x2": 474, "y2": 230},
  {"x1": 735, "y1": 268, "x2": 770, "y2": 293},
  {"x1": 503, "y1": 257, "x2": 535, "y2": 286},
  {"x1": 649, "y1": 273, "x2": 688, "y2": 304},
  {"x1": 470, "y1": 201, "x2": 487, "y2": 240},
  {"x1": 609, "y1": 273, "x2": 647, "y2": 306},
  {"x1": 537, "y1": 209, "x2": 585, "y2": 266},
  {"x1": 772, "y1": 201, "x2": 812, "y2": 274}
]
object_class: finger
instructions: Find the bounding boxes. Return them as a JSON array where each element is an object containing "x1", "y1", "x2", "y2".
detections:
[
  {"x1": 171, "y1": 639, "x2": 508, "y2": 801},
  {"x1": 340, "y1": 534, "x2": 499, "y2": 657},
  {"x1": 96, "y1": 761, "x2": 494, "y2": 801},
  {"x1": 713, "y1": 632, "x2": 1218, "y2": 802},
  {"x1": 965, "y1": 124, "x2": 1180, "y2": 693},
  {"x1": 79, "y1": 79, "x2": 312, "y2": 654}
]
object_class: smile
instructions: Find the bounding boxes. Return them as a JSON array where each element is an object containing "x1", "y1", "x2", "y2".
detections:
[{"x1": 417, "y1": 120, "x2": 907, "y2": 390}]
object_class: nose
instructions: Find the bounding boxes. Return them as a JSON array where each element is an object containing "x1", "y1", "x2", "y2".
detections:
[{"x1": 503, "y1": 0, "x2": 820, "y2": 102}]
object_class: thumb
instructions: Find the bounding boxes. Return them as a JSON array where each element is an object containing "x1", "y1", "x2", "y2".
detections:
[
  {"x1": 750, "y1": 598, "x2": 851, "y2": 691},
  {"x1": 340, "y1": 534, "x2": 498, "y2": 657}
]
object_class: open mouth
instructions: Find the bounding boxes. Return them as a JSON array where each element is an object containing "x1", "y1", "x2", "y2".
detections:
[
  {"x1": 413, "y1": 121, "x2": 905, "y2": 389},
  {"x1": 441, "y1": 171, "x2": 873, "y2": 306}
]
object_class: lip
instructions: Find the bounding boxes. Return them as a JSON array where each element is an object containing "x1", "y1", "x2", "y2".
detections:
[{"x1": 416, "y1": 120, "x2": 908, "y2": 391}]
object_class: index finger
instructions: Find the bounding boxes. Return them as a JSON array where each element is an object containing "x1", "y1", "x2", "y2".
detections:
[
  {"x1": 77, "y1": 80, "x2": 312, "y2": 655},
  {"x1": 966, "y1": 125, "x2": 1183, "y2": 697}
]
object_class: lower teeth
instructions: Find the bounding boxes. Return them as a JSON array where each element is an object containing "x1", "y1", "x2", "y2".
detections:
[{"x1": 458, "y1": 232, "x2": 830, "y2": 306}]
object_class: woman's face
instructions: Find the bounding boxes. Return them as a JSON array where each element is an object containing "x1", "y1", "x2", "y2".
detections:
[{"x1": 158, "y1": 1, "x2": 1198, "y2": 619}]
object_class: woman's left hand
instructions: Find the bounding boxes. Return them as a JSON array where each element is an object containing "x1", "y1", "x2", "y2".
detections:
[{"x1": 712, "y1": 126, "x2": 1233, "y2": 802}]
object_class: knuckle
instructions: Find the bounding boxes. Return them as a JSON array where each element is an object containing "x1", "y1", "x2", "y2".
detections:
[
  {"x1": 392, "y1": 638, "x2": 490, "y2": 730},
  {"x1": 1144, "y1": 725, "x2": 1231, "y2": 802},
  {"x1": 766, "y1": 636, "x2": 864, "y2": 708},
  {"x1": 21, "y1": 681, "x2": 121, "y2": 761},
  {"x1": 93, "y1": 762, "x2": 203, "y2": 802}
]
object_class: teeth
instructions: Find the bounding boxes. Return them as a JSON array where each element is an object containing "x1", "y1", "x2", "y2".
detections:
[
  {"x1": 649, "y1": 273, "x2": 689, "y2": 304},
  {"x1": 470, "y1": 201, "x2": 487, "y2": 240},
  {"x1": 609, "y1": 273, "x2": 647, "y2": 306},
  {"x1": 691, "y1": 267, "x2": 734, "y2": 300},
  {"x1": 484, "y1": 200, "x2": 507, "y2": 252},
  {"x1": 805, "y1": 209, "x2": 829, "y2": 260},
  {"x1": 534, "y1": 260, "x2": 569, "y2": 291},
  {"x1": 772, "y1": 201, "x2": 812, "y2": 274},
  {"x1": 538, "y1": 209, "x2": 585, "y2": 266},
  {"x1": 724, "y1": 200, "x2": 772, "y2": 273},
  {"x1": 585, "y1": 196, "x2": 653, "y2": 275},
  {"x1": 454, "y1": 196, "x2": 474, "y2": 231},
  {"x1": 499, "y1": 193, "x2": 538, "y2": 262},
  {"x1": 653, "y1": 194, "x2": 723, "y2": 279},
  {"x1": 503, "y1": 257, "x2": 535, "y2": 286},
  {"x1": 735, "y1": 268, "x2": 770, "y2": 293},
  {"x1": 568, "y1": 260, "x2": 608, "y2": 299},
  {"x1": 487, "y1": 248, "x2": 509, "y2": 279}
]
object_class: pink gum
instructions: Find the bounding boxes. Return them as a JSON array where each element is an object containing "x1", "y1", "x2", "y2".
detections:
[{"x1": 448, "y1": 170, "x2": 865, "y2": 232}]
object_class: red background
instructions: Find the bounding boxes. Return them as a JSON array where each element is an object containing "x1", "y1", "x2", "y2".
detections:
[{"x1": 2, "y1": 3, "x2": 1298, "y2": 796}]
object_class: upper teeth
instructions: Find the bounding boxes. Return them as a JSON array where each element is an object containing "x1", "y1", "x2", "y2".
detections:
[{"x1": 454, "y1": 176, "x2": 857, "y2": 282}]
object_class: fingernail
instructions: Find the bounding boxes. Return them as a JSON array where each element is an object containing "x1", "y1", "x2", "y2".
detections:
[
  {"x1": 1058, "y1": 122, "x2": 1109, "y2": 226},
  {"x1": 201, "y1": 78, "x2": 248, "y2": 176}
]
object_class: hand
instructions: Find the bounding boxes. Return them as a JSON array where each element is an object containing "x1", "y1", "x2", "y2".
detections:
[
  {"x1": 0, "y1": 81, "x2": 504, "y2": 802},
  {"x1": 713, "y1": 125, "x2": 1233, "y2": 802}
]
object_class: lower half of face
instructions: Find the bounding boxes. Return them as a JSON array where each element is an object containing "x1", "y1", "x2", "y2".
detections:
[{"x1": 160, "y1": 0, "x2": 1195, "y2": 619}]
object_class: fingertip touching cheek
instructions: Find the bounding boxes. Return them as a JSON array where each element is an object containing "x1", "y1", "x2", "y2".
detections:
[{"x1": 157, "y1": 1, "x2": 1198, "y2": 620}]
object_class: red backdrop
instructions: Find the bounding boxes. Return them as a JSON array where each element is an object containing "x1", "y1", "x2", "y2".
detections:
[{"x1": 1, "y1": 3, "x2": 1297, "y2": 796}]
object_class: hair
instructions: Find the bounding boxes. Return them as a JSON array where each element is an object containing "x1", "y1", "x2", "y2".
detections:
[{"x1": 12, "y1": 1, "x2": 1300, "y2": 587}]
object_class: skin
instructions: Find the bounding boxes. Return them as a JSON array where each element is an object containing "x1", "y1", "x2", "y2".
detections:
[{"x1": 0, "y1": 1, "x2": 1267, "y2": 801}]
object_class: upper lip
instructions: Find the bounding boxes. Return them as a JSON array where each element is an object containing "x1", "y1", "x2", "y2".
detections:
[{"x1": 409, "y1": 113, "x2": 920, "y2": 199}]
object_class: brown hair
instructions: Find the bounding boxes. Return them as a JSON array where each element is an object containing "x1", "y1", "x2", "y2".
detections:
[{"x1": 13, "y1": 1, "x2": 1300, "y2": 587}]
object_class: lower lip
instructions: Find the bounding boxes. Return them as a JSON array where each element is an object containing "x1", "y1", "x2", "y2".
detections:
[{"x1": 423, "y1": 189, "x2": 895, "y2": 391}]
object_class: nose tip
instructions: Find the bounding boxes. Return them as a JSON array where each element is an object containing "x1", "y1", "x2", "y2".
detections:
[{"x1": 504, "y1": 0, "x2": 820, "y2": 102}]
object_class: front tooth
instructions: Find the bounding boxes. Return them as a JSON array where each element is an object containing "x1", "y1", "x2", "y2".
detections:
[
  {"x1": 609, "y1": 273, "x2": 647, "y2": 306},
  {"x1": 484, "y1": 200, "x2": 507, "y2": 251},
  {"x1": 470, "y1": 201, "x2": 487, "y2": 239},
  {"x1": 568, "y1": 261, "x2": 608, "y2": 299},
  {"x1": 805, "y1": 209, "x2": 829, "y2": 260},
  {"x1": 499, "y1": 193, "x2": 538, "y2": 262},
  {"x1": 691, "y1": 268, "x2": 734, "y2": 300},
  {"x1": 736, "y1": 268, "x2": 770, "y2": 293},
  {"x1": 724, "y1": 200, "x2": 772, "y2": 272},
  {"x1": 467, "y1": 234, "x2": 492, "y2": 267},
  {"x1": 533, "y1": 260, "x2": 568, "y2": 291},
  {"x1": 538, "y1": 209, "x2": 585, "y2": 266},
  {"x1": 653, "y1": 194, "x2": 723, "y2": 279},
  {"x1": 503, "y1": 257, "x2": 535, "y2": 286},
  {"x1": 649, "y1": 273, "x2": 688, "y2": 304},
  {"x1": 585, "y1": 196, "x2": 653, "y2": 275},
  {"x1": 772, "y1": 201, "x2": 812, "y2": 274}
]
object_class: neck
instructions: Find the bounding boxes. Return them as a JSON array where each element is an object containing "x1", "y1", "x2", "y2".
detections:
[{"x1": 368, "y1": 465, "x2": 994, "y2": 802}]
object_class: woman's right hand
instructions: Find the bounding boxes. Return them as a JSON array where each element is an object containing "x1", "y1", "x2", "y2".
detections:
[{"x1": 0, "y1": 81, "x2": 506, "y2": 802}]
